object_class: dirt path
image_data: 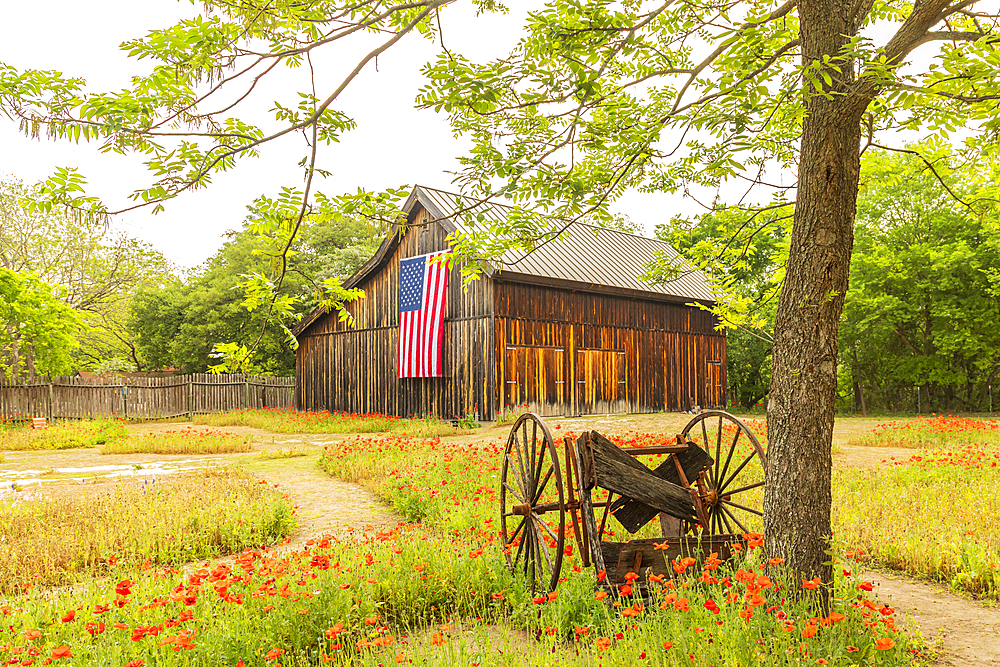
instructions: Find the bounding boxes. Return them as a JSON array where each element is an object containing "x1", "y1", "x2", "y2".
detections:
[{"x1": 866, "y1": 570, "x2": 1000, "y2": 666}]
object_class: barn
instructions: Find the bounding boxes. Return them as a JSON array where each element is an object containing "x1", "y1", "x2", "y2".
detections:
[{"x1": 293, "y1": 186, "x2": 725, "y2": 419}]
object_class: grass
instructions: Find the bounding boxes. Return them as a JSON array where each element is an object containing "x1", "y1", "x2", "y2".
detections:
[
  {"x1": 256, "y1": 447, "x2": 310, "y2": 459},
  {"x1": 834, "y1": 439, "x2": 1000, "y2": 599},
  {"x1": 100, "y1": 428, "x2": 253, "y2": 455},
  {"x1": 195, "y1": 407, "x2": 461, "y2": 437},
  {"x1": 0, "y1": 419, "x2": 127, "y2": 450},
  {"x1": 0, "y1": 468, "x2": 294, "y2": 594}
]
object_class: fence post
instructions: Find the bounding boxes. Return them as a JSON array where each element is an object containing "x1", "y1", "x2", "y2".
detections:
[
  {"x1": 122, "y1": 382, "x2": 128, "y2": 420},
  {"x1": 48, "y1": 382, "x2": 54, "y2": 421},
  {"x1": 244, "y1": 376, "x2": 250, "y2": 409},
  {"x1": 188, "y1": 376, "x2": 194, "y2": 421}
]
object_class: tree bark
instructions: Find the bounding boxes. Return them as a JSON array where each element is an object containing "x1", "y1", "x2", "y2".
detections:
[{"x1": 765, "y1": 0, "x2": 865, "y2": 592}]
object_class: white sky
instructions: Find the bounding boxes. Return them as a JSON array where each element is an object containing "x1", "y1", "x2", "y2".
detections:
[{"x1": 0, "y1": 1, "x2": 696, "y2": 270}]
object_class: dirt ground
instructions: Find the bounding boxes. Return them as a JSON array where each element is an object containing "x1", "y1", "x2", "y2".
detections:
[{"x1": 3, "y1": 412, "x2": 997, "y2": 665}]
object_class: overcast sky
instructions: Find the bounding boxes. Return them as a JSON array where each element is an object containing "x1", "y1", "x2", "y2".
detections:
[{"x1": 0, "y1": 1, "x2": 701, "y2": 271}]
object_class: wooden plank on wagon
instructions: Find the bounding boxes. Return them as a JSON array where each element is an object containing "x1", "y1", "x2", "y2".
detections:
[
  {"x1": 585, "y1": 431, "x2": 700, "y2": 523},
  {"x1": 611, "y1": 441, "x2": 715, "y2": 533}
]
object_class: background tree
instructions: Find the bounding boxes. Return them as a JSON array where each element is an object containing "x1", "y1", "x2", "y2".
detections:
[
  {"x1": 4, "y1": 0, "x2": 1000, "y2": 587},
  {"x1": 130, "y1": 209, "x2": 378, "y2": 374},
  {"x1": 0, "y1": 178, "x2": 173, "y2": 371},
  {"x1": 842, "y1": 145, "x2": 1000, "y2": 413},
  {"x1": 0, "y1": 268, "x2": 81, "y2": 381}
]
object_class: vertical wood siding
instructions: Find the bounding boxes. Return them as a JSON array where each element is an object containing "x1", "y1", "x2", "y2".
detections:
[
  {"x1": 295, "y1": 205, "x2": 727, "y2": 419},
  {"x1": 494, "y1": 282, "x2": 727, "y2": 414},
  {"x1": 296, "y1": 205, "x2": 496, "y2": 419}
]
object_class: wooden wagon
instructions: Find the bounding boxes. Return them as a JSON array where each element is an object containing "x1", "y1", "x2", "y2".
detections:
[{"x1": 499, "y1": 411, "x2": 767, "y2": 592}]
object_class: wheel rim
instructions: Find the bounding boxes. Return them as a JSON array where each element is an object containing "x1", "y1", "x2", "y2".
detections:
[
  {"x1": 499, "y1": 413, "x2": 565, "y2": 592},
  {"x1": 681, "y1": 410, "x2": 767, "y2": 536}
]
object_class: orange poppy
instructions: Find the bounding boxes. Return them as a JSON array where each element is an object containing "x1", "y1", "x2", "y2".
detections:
[
  {"x1": 801, "y1": 624, "x2": 817, "y2": 639},
  {"x1": 24, "y1": 630, "x2": 42, "y2": 642},
  {"x1": 874, "y1": 637, "x2": 895, "y2": 651},
  {"x1": 50, "y1": 647, "x2": 71, "y2": 660}
]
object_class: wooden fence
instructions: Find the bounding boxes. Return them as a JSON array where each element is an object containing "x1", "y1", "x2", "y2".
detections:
[{"x1": 0, "y1": 374, "x2": 296, "y2": 421}]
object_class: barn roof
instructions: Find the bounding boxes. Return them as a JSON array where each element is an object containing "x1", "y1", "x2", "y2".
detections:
[{"x1": 293, "y1": 185, "x2": 715, "y2": 336}]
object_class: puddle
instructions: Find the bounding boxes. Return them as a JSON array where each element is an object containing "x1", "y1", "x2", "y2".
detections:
[{"x1": 0, "y1": 457, "x2": 225, "y2": 488}]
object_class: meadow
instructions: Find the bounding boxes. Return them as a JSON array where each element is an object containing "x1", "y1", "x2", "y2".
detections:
[
  {"x1": 834, "y1": 415, "x2": 1000, "y2": 598},
  {"x1": 0, "y1": 409, "x2": 930, "y2": 666}
]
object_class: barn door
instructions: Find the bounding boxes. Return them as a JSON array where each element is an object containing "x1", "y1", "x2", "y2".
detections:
[
  {"x1": 706, "y1": 360, "x2": 723, "y2": 408},
  {"x1": 503, "y1": 346, "x2": 565, "y2": 416},
  {"x1": 575, "y1": 349, "x2": 625, "y2": 414}
]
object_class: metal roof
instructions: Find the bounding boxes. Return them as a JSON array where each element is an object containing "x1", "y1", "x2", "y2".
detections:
[{"x1": 411, "y1": 185, "x2": 716, "y2": 304}]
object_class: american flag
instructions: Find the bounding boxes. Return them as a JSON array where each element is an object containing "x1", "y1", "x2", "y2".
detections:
[{"x1": 398, "y1": 251, "x2": 449, "y2": 378}]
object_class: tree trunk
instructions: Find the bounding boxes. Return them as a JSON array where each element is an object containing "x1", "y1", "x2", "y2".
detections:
[
  {"x1": 852, "y1": 347, "x2": 867, "y2": 416},
  {"x1": 765, "y1": 0, "x2": 864, "y2": 592}
]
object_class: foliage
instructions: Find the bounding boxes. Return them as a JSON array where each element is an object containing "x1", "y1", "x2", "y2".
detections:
[
  {"x1": 0, "y1": 419, "x2": 126, "y2": 450},
  {"x1": 0, "y1": 468, "x2": 293, "y2": 593},
  {"x1": 0, "y1": 267, "x2": 82, "y2": 380},
  {"x1": 5, "y1": 0, "x2": 1000, "y2": 580},
  {"x1": 130, "y1": 215, "x2": 376, "y2": 375},
  {"x1": 841, "y1": 147, "x2": 1000, "y2": 413},
  {"x1": 99, "y1": 429, "x2": 254, "y2": 455},
  {"x1": 0, "y1": 178, "x2": 174, "y2": 371}
]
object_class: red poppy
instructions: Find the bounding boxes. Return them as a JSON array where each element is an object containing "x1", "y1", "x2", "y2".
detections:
[
  {"x1": 704, "y1": 600, "x2": 720, "y2": 614},
  {"x1": 265, "y1": 649, "x2": 283, "y2": 660},
  {"x1": 60, "y1": 611, "x2": 75, "y2": 623},
  {"x1": 86, "y1": 622, "x2": 105, "y2": 636},
  {"x1": 116, "y1": 580, "x2": 133, "y2": 596},
  {"x1": 50, "y1": 648, "x2": 71, "y2": 660},
  {"x1": 24, "y1": 630, "x2": 42, "y2": 642},
  {"x1": 874, "y1": 638, "x2": 895, "y2": 651}
]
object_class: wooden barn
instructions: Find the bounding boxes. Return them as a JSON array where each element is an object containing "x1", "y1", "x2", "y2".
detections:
[{"x1": 293, "y1": 186, "x2": 726, "y2": 419}]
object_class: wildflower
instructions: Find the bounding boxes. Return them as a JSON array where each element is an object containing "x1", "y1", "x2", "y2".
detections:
[
  {"x1": 704, "y1": 600, "x2": 720, "y2": 615},
  {"x1": 431, "y1": 633, "x2": 444, "y2": 646},
  {"x1": 857, "y1": 582, "x2": 874, "y2": 591},
  {"x1": 802, "y1": 623, "x2": 818, "y2": 639},
  {"x1": 60, "y1": 611, "x2": 75, "y2": 623},
  {"x1": 595, "y1": 637, "x2": 612, "y2": 651},
  {"x1": 663, "y1": 642, "x2": 673, "y2": 649},
  {"x1": 740, "y1": 606, "x2": 754, "y2": 621},
  {"x1": 875, "y1": 638, "x2": 896, "y2": 651},
  {"x1": 123, "y1": 661, "x2": 145, "y2": 667},
  {"x1": 24, "y1": 630, "x2": 41, "y2": 642},
  {"x1": 50, "y1": 648, "x2": 71, "y2": 661},
  {"x1": 265, "y1": 649, "x2": 283, "y2": 660},
  {"x1": 654, "y1": 541, "x2": 670, "y2": 551},
  {"x1": 86, "y1": 622, "x2": 105, "y2": 636}
]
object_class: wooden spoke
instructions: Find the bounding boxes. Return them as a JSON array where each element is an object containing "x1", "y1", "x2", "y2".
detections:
[
  {"x1": 532, "y1": 465, "x2": 555, "y2": 505},
  {"x1": 499, "y1": 413, "x2": 565, "y2": 592},
  {"x1": 682, "y1": 410, "x2": 767, "y2": 537},
  {"x1": 720, "y1": 503, "x2": 750, "y2": 534},
  {"x1": 722, "y1": 499, "x2": 764, "y2": 517},
  {"x1": 503, "y1": 480, "x2": 525, "y2": 503},
  {"x1": 720, "y1": 451, "x2": 757, "y2": 493},
  {"x1": 723, "y1": 480, "x2": 765, "y2": 497}
]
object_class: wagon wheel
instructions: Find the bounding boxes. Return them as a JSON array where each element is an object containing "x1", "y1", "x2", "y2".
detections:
[
  {"x1": 499, "y1": 413, "x2": 566, "y2": 592},
  {"x1": 682, "y1": 410, "x2": 767, "y2": 537}
]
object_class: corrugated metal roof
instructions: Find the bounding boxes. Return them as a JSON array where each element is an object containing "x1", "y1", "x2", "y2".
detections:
[{"x1": 412, "y1": 185, "x2": 716, "y2": 304}]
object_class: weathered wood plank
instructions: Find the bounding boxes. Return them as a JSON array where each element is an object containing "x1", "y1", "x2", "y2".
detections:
[
  {"x1": 585, "y1": 431, "x2": 700, "y2": 523},
  {"x1": 611, "y1": 442, "x2": 715, "y2": 533}
]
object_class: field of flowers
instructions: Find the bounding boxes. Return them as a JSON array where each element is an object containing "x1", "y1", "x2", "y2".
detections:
[
  {"x1": 0, "y1": 419, "x2": 924, "y2": 667},
  {"x1": 314, "y1": 432, "x2": 921, "y2": 665},
  {"x1": 101, "y1": 429, "x2": 253, "y2": 455},
  {"x1": 847, "y1": 414, "x2": 1000, "y2": 449},
  {"x1": 0, "y1": 420, "x2": 127, "y2": 450},
  {"x1": 835, "y1": 417, "x2": 1000, "y2": 599},
  {"x1": 196, "y1": 408, "x2": 459, "y2": 437}
]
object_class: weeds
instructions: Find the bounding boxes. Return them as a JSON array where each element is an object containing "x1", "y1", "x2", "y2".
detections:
[
  {"x1": 101, "y1": 429, "x2": 253, "y2": 455},
  {"x1": 0, "y1": 468, "x2": 293, "y2": 594},
  {"x1": 196, "y1": 408, "x2": 460, "y2": 438},
  {"x1": 0, "y1": 419, "x2": 127, "y2": 450}
]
